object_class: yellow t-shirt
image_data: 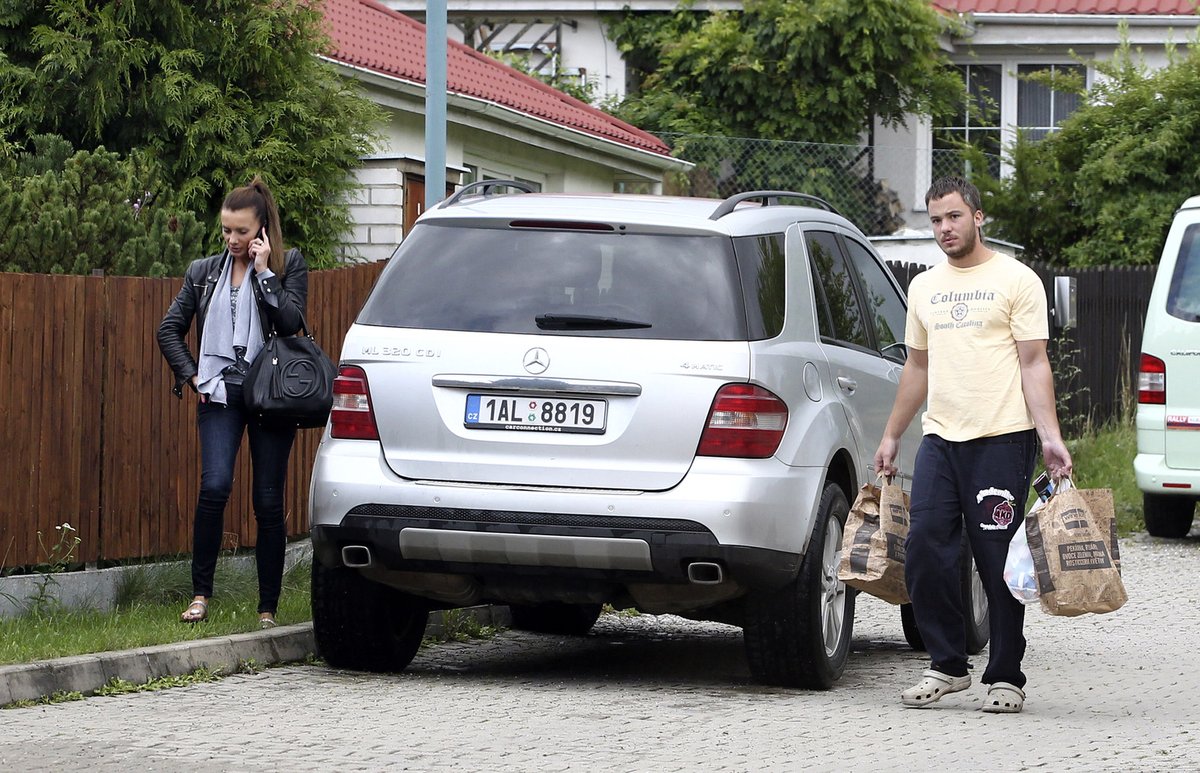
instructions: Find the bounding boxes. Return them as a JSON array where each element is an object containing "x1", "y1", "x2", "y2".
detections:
[{"x1": 905, "y1": 253, "x2": 1048, "y2": 441}]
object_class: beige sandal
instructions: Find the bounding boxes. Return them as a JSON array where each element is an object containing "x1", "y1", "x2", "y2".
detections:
[
  {"x1": 901, "y1": 669, "x2": 972, "y2": 707},
  {"x1": 180, "y1": 598, "x2": 208, "y2": 623},
  {"x1": 259, "y1": 615, "x2": 277, "y2": 629},
  {"x1": 982, "y1": 682, "x2": 1025, "y2": 713}
]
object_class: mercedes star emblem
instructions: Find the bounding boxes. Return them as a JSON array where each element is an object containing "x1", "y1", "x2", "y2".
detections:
[{"x1": 523, "y1": 347, "x2": 549, "y2": 374}]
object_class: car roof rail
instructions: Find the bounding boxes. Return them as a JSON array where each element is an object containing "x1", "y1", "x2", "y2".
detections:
[
  {"x1": 440, "y1": 179, "x2": 536, "y2": 209},
  {"x1": 709, "y1": 190, "x2": 841, "y2": 220}
]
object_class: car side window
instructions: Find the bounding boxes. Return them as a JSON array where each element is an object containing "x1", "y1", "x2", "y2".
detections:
[
  {"x1": 733, "y1": 234, "x2": 786, "y2": 340},
  {"x1": 1168, "y1": 223, "x2": 1200, "y2": 321},
  {"x1": 842, "y1": 237, "x2": 909, "y2": 362},
  {"x1": 806, "y1": 231, "x2": 871, "y2": 350}
]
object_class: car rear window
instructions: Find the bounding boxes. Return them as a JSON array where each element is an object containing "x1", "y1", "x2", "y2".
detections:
[
  {"x1": 1168, "y1": 223, "x2": 1200, "y2": 322},
  {"x1": 357, "y1": 223, "x2": 749, "y2": 340}
]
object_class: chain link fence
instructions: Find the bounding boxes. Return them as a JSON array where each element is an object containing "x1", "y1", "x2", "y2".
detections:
[{"x1": 655, "y1": 133, "x2": 997, "y2": 236}]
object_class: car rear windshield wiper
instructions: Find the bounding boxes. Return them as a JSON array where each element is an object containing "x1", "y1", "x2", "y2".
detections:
[{"x1": 535, "y1": 313, "x2": 652, "y2": 330}]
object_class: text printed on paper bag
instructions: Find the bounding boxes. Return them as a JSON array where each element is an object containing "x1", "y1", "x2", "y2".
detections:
[{"x1": 1057, "y1": 540, "x2": 1113, "y2": 571}]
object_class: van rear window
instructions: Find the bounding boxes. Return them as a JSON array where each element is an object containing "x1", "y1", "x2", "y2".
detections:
[
  {"x1": 358, "y1": 223, "x2": 748, "y2": 340},
  {"x1": 1168, "y1": 224, "x2": 1200, "y2": 322}
]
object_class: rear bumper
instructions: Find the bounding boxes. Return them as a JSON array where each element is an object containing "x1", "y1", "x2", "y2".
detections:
[
  {"x1": 311, "y1": 511, "x2": 801, "y2": 590},
  {"x1": 1134, "y1": 451, "x2": 1200, "y2": 496},
  {"x1": 308, "y1": 437, "x2": 828, "y2": 592}
]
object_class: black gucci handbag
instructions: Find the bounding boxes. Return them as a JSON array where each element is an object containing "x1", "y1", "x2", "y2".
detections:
[{"x1": 244, "y1": 313, "x2": 337, "y2": 428}]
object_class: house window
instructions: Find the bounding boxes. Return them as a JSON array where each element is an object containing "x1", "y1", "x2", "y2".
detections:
[
  {"x1": 1017, "y1": 64, "x2": 1084, "y2": 141},
  {"x1": 933, "y1": 64, "x2": 1002, "y2": 179}
]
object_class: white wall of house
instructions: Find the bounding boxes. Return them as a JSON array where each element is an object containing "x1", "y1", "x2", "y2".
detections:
[
  {"x1": 347, "y1": 162, "x2": 405, "y2": 262},
  {"x1": 333, "y1": 67, "x2": 683, "y2": 259}
]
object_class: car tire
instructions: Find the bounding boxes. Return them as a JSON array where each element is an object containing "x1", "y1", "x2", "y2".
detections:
[
  {"x1": 311, "y1": 560, "x2": 429, "y2": 672},
  {"x1": 899, "y1": 532, "x2": 989, "y2": 656},
  {"x1": 1144, "y1": 493, "x2": 1196, "y2": 538},
  {"x1": 743, "y1": 482, "x2": 855, "y2": 689},
  {"x1": 508, "y1": 602, "x2": 603, "y2": 635}
]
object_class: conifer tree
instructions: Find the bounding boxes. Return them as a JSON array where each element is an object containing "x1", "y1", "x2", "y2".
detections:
[
  {"x1": 0, "y1": 136, "x2": 205, "y2": 276},
  {"x1": 0, "y1": 0, "x2": 381, "y2": 269}
]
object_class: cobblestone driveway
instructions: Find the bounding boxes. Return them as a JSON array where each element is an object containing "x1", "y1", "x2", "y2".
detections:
[{"x1": 2, "y1": 534, "x2": 1198, "y2": 772}]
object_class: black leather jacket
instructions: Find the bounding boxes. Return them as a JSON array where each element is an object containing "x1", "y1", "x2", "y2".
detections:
[{"x1": 157, "y1": 248, "x2": 309, "y2": 398}]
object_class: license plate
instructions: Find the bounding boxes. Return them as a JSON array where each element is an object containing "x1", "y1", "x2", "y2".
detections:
[{"x1": 465, "y1": 394, "x2": 607, "y2": 434}]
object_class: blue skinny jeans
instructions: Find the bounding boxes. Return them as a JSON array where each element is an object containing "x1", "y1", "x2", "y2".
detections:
[{"x1": 193, "y1": 381, "x2": 296, "y2": 614}]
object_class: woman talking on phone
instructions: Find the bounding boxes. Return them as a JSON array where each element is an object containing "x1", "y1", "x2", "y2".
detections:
[{"x1": 157, "y1": 176, "x2": 309, "y2": 628}]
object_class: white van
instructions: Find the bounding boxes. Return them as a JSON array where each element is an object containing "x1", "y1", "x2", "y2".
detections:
[{"x1": 1135, "y1": 195, "x2": 1200, "y2": 537}]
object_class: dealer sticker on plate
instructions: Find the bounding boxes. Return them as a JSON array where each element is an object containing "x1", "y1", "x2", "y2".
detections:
[{"x1": 465, "y1": 394, "x2": 607, "y2": 434}]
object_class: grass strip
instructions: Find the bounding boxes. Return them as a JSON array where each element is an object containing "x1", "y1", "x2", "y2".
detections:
[{"x1": 0, "y1": 556, "x2": 311, "y2": 665}]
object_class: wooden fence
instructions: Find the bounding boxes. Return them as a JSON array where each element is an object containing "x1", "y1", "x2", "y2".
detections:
[
  {"x1": 887, "y1": 259, "x2": 1158, "y2": 426},
  {"x1": 0, "y1": 262, "x2": 386, "y2": 571},
  {"x1": 0, "y1": 256, "x2": 1158, "y2": 570}
]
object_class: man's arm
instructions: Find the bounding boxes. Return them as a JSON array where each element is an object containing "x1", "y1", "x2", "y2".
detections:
[
  {"x1": 874, "y1": 347, "x2": 929, "y2": 478},
  {"x1": 1016, "y1": 338, "x2": 1074, "y2": 479}
]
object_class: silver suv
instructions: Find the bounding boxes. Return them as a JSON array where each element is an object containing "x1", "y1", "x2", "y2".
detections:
[{"x1": 309, "y1": 184, "x2": 922, "y2": 688}]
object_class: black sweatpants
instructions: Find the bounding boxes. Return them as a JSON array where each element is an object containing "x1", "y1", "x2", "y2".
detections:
[{"x1": 905, "y1": 430, "x2": 1038, "y2": 687}]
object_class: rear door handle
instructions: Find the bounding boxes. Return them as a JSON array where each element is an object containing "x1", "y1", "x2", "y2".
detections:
[{"x1": 837, "y1": 376, "x2": 857, "y2": 393}]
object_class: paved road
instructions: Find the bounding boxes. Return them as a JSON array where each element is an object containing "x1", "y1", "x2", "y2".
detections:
[{"x1": 2, "y1": 533, "x2": 1197, "y2": 772}]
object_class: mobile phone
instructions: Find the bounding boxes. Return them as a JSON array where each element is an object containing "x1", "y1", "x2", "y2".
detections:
[{"x1": 1033, "y1": 470, "x2": 1054, "y2": 502}]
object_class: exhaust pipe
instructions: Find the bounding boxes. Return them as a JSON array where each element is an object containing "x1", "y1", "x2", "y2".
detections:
[
  {"x1": 341, "y1": 545, "x2": 373, "y2": 568},
  {"x1": 687, "y1": 561, "x2": 724, "y2": 585}
]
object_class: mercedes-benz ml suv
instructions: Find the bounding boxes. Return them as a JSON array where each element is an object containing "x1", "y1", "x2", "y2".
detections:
[{"x1": 309, "y1": 184, "x2": 922, "y2": 688}]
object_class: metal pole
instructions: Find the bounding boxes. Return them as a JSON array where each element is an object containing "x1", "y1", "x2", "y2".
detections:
[{"x1": 425, "y1": 1, "x2": 448, "y2": 213}]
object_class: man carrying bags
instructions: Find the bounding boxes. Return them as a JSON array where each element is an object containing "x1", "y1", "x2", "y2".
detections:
[{"x1": 874, "y1": 176, "x2": 1073, "y2": 714}]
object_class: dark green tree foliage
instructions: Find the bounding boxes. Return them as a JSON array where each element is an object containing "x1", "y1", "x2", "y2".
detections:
[
  {"x1": 608, "y1": 0, "x2": 961, "y2": 142},
  {"x1": 0, "y1": 136, "x2": 205, "y2": 276},
  {"x1": 977, "y1": 41, "x2": 1200, "y2": 266},
  {"x1": 0, "y1": 0, "x2": 381, "y2": 269}
]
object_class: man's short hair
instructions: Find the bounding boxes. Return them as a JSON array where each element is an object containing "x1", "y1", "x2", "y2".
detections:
[{"x1": 925, "y1": 176, "x2": 982, "y2": 212}]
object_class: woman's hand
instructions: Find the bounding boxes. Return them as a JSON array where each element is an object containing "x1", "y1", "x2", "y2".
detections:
[
  {"x1": 191, "y1": 375, "x2": 207, "y2": 403},
  {"x1": 249, "y1": 227, "x2": 271, "y2": 273}
]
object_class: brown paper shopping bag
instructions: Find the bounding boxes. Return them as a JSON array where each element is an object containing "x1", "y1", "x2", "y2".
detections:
[
  {"x1": 837, "y1": 475, "x2": 910, "y2": 605},
  {"x1": 1025, "y1": 479, "x2": 1127, "y2": 617}
]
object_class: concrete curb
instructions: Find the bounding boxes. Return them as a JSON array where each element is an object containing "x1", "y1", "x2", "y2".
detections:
[
  {"x1": 0, "y1": 623, "x2": 316, "y2": 706},
  {"x1": 0, "y1": 604, "x2": 510, "y2": 706}
]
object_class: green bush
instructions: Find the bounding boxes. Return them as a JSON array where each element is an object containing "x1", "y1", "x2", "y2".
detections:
[
  {"x1": 976, "y1": 38, "x2": 1200, "y2": 267},
  {"x1": 0, "y1": 136, "x2": 205, "y2": 276}
]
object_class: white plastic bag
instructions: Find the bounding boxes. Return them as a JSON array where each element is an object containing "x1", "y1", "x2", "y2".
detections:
[{"x1": 1004, "y1": 499, "x2": 1042, "y2": 605}]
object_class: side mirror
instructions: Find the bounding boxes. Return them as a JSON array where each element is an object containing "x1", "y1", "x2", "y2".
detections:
[{"x1": 1053, "y1": 276, "x2": 1077, "y2": 330}]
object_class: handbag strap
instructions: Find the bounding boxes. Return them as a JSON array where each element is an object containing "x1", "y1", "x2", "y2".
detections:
[{"x1": 264, "y1": 309, "x2": 313, "y2": 340}]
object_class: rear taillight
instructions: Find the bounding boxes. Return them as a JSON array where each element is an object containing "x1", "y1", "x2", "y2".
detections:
[
  {"x1": 1138, "y1": 353, "x2": 1166, "y2": 405},
  {"x1": 696, "y1": 384, "x2": 788, "y2": 458},
  {"x1": 330, "y1": 365, "x2": 379, "y2": 440}
]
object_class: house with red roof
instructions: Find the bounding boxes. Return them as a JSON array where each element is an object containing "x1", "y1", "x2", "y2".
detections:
[
  {"x1": 320, "y1": 0, "x2": 688, "y2": 259},
  {"x1": 387, "y1": 1, "x2": 1198, "y2": 229},
  {"x1": 877, "y1": 0, "x2": 1200, "y2": 222}
]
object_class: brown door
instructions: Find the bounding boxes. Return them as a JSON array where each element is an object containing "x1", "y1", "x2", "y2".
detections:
[
  {"x1": 403, "y1": 175, "x2": 426, "y2": 236},
  {"x1": 404, "y1": 174, "x2": 458, "y2": 235}
]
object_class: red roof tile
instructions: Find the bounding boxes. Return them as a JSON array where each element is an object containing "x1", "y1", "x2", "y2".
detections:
[
  {"x1": 321, "y1": 0, "x2": 672, "y2": 157},
  {"x1": 935, "y1": 0, "x2": 1197, "y2": 12}
]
